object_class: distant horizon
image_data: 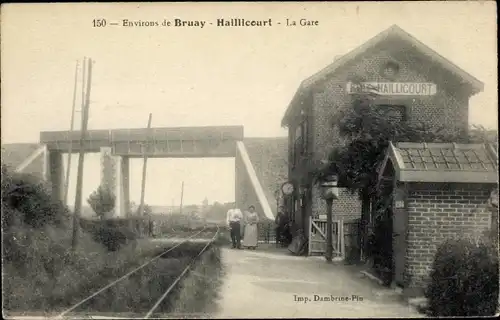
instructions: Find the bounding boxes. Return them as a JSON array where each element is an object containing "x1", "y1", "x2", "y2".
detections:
[{"x1": 69, "y1": 201, "x2": 234, "y2": 209}]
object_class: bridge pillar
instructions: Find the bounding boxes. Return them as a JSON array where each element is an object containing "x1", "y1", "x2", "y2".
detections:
[
  {"x1": 48, "y1": 151, "x2": 65, "y2": 204},
  {"x1": 100, "y1": 147, "x2": 121, "y2": 218},
  {"x1": 120, "y1": 156, "x2": 130, "y2": 217}
]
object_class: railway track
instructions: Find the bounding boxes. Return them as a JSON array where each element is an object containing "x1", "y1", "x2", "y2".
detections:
[
  {"x1": 6, "y1": 226, "x2": 220, "y2": 320},
  {"x1": 59, "y1": 226, "x2": 219, "y2": 319}
]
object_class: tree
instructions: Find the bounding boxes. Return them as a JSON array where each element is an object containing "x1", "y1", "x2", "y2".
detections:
[{"x1": 87, "y1": 186, "x2": 116, "y2": 220}]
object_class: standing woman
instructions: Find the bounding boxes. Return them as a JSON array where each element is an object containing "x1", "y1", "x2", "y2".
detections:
[{"x1": 243, "y1": 205, "x2": 259, "y2": 249}]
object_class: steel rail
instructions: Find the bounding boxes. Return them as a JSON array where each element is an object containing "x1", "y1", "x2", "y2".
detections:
[
  {"x1": 144, "y1": 225, "x2": 220, "y2": 319},
  {"x1": 54, "y1": 227, "x2": 209, "y2": 319}
]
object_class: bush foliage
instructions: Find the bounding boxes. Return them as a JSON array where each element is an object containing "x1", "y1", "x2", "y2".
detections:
[
  {"x1": 425, "y1": 238, "x2": 499, "y2": 317},
  {"x1": 1, "y1": 165, "x2": 70, "y2": 229},
  {"x1": 80, "y1": 218, "x2": 140, "y2": 251},
  {"x1": 87, "y1": 185, "x2": 116, "y2": 219}
]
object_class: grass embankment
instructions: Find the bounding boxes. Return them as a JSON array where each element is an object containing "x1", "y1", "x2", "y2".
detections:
[
  {"x1": 2, "y1": 167, "x2": 224, "y2": 316},
  {"x1": 2, "y1": 217, "x2": 160, "y2": 314}
]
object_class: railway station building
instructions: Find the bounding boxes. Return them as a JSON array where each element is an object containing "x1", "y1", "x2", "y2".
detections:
[{"x1": 281, "y1": 25, "x2": 498, "y2": 288}]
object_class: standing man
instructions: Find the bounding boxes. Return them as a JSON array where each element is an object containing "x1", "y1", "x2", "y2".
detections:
[{"x1": 226, "y1": 205, "x2": 243, "y2": 249}]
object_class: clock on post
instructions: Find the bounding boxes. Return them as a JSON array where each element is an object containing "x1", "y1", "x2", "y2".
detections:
[{"x1": 281, "y1": 182, "x2": 294, "y2": 196}]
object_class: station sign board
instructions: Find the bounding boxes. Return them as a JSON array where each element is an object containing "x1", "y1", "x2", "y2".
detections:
[{"x1": 346, "y1": 82, "x2": 437, "y2": 96}]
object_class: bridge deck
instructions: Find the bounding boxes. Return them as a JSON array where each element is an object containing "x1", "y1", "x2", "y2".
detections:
[{"x1": 40, "y1": 126, "x2": 244, "y2": 154}]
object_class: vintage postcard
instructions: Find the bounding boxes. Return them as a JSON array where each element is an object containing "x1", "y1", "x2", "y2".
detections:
[{"x1": 1, "y1": 1, "x2": 498, "y2": 319}]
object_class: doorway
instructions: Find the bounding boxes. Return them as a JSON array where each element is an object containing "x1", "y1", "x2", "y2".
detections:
[
  {"x1": 392, "y1": 187, "x2": 408, "y2": 288},
  {"x1": 371, "y1": 181, "x2": 394, "y2": 286}
]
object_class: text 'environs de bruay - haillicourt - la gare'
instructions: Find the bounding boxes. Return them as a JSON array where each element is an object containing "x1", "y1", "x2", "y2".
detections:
[{"x1": 100, "y1": 18, "x2": 320, "y2": 29}]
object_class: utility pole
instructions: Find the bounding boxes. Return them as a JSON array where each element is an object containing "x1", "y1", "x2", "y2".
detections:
[
  {"x1": 72, "y1": 57, "x2": 92, "y2": 250},
  {"x1": 63, "y1": 60, "x2": 80, "y2": 205},
  {"x1": 179, "y1": 181, "x2": 184, "y2": 215},
  {"x1": 138, "y1": 113, "x2": 153, "y2": 220},
  {"x1": 325, "y1": 198, "x2": 334, "y2": 262}
]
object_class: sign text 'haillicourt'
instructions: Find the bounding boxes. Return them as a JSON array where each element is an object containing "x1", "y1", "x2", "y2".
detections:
[{"x1": 346, "y1": 82, "x2": 437, "y2": 96}]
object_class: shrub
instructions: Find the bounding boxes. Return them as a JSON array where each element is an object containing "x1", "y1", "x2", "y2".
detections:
[
  {"x1": 87, "y1": 185, "x2": 116, "y2": 219},
  {"x1": 94, "y1": 223, "x2": 128, "y2": 251},
  {"x1": 1, "y1": 166, "x2": 70, "y2": 229},
  {"x1": 80, "y1": 218, "x2": 139, "y2": 252},
  {"x1": 425, "y1": 238, "x2": 499, "y2": 317}
]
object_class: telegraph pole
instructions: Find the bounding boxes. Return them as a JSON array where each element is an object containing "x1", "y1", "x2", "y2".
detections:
[
  {"x1": 72, "y1": 57, "x2": 93, "y2": 250},
  {"x1": 63, "y1": 60, "x2": 80, "y2": 205},
  {"x1": 138, "y1": 113, "x2": 153, "y2": 219}
]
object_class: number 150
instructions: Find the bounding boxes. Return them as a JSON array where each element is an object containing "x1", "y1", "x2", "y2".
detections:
[{"x1": 93, "y1": 19, "x2": 107, "y2": 27}]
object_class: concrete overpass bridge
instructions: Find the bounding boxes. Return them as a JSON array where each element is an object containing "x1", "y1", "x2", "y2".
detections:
[{"x1": 1, "y1": 125, "x2": 288, "y2": 222}]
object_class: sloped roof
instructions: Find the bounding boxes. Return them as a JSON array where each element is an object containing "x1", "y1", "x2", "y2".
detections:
[
  {"x1": 282, "y1": 24, "x2": 484, "y2": 126},
  {"x1": 379, "y1": 142, "x2": 498, "y2": 184}
]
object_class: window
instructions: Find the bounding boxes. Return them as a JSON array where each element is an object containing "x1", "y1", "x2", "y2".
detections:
[
  {"x1": 294, "y1": 119, "x2": 308, "y2": 164},
  {"x1": 301, "y1": 120, "x2": 308, "y2": 151},
  {"x1": 295, "y1": 125, "x2": 302, "y2": 140}
]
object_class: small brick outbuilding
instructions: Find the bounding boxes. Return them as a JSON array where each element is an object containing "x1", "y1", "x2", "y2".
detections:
[{"x1": 376, "y1": 142, "x2": 498, "y2": 289}]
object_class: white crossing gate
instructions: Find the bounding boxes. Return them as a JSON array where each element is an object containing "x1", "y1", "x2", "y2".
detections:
[{"x1": 308, "y1": 216, "x2": 345, "y2": 258}]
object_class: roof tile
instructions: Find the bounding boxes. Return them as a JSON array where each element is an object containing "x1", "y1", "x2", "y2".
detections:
[{"x1": 395, "y1": 143, "x2": 497, "y2": 172}]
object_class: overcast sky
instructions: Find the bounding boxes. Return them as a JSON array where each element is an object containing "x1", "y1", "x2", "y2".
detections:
[{"x1": 1, "y1": 2, "x2": 497, "y2": 206}]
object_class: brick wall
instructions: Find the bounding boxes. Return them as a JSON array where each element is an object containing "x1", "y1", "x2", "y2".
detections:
[
  {"x1": 311, "y1": 185, "x2": 362, "y2": 221},
  {"x1": 405, "y1": 182, "x2": 496, "y2": 288}
]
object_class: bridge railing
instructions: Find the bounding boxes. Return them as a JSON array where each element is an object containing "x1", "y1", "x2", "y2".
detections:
[{"x1": 257, "y1": 221, "x2": 276, "y2": 244}]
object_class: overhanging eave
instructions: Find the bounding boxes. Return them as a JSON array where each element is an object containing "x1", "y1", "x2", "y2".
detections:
[
  {"x1": 398, "y1": 170, "x2": 498, "y2": 184},
  {"x1": 378, "y1": 141, "x2": 498, "y2": 186}
]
